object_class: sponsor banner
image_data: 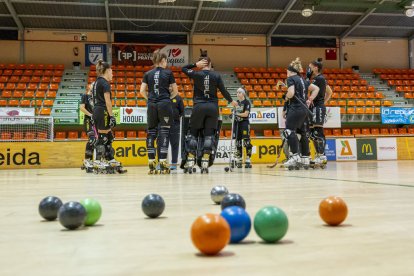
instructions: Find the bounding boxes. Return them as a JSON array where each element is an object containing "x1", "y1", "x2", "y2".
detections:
[
  {"x1": 357, "y1": 139, "x2": 377, "y2": 160},
  {"x1": 325, "y1": 139, "x2": 336, "y2": 161},
  {"x1": 251, "y1": 139, "x2": 285, "y2": 163},
  {"x1": 249, "y1": 108, "x2": 277, "y2": 124},
  {"x1": 113, "y1": 141, "x2": 147, "y2": 166},
  {"x1": 381, "y1": 107, "x2": 414, "y2": 124},
  {"x1": 277, "y1": 107, "x2": 341, "y2": 128},
  {"x1": 79, "y1": 108, "x2": 120, "y2": 125},
  {"x1": 0, "y1": 108, "x2": 35, "y2": 124},
  {"x1": 120, "y1": 107, "x2": 147, "y2": 124},
  {"x1": 397, "y1": 137, "x2": 414, "y2": 160},
  {"x1": 112, "y1": 44, "x2": 188, "y2": 67},
  {"x1": 336, "y1": 138, "x2": 357, "y2": 161},
  {"x1": 85, "y1": 44, "x2": 107, "y2": 67},
  {"x1": 377, "y1": 138, "x2": 397, "y2": 160},
  {"x1": 0, "y1": 142, "x2": 84, "y2": 169}
]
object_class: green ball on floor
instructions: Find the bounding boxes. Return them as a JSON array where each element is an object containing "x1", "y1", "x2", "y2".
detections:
[
  {"x1": 254, "y1": 206, "x2": 288, "y2": 243},
  {"x1": 80, "y1": 198, "x2": 102, "y2": 226}
]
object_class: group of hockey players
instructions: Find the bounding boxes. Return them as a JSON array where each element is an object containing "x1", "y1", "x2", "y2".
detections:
[{"x1": 80, "y1": 51, "x2": 331, "y2": 174}]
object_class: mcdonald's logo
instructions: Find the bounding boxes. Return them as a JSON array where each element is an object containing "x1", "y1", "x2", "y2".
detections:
[
  {"x1": 340, "y1": 140, "x2": 353, "y2": 156},
  {"x1": 362, "y1": 144, "x2": 373, "y2": 154}
]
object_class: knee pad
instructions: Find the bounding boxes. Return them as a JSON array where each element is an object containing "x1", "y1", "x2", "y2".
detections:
[
  {"x1": 186, "y1": 135, "x2": 198, "y2": 153},
  {"x1": 243, "y1": 139, "x2": 252, "y2": 156},
  {"x1": 107, "y1": 131, "x2": 114, "y2": 144},
  {"x1": 282, "y1": 129, "x2": 296, "y2": 140},
  {"x1": 243, "y1": 138, "x2": 252, "y2": 149},
  {"x1": 87, "y1": 130, "x2": 95, "y2": 146},
  {"x1": 158, "y1": 126, "x2": 170, "y2": 155},
  {"x1": 146, "y1": 128, "x2": 157, "y2": 155},
  {"x1": 203, "y1": 135, "x2": 215, "y2": 153}
]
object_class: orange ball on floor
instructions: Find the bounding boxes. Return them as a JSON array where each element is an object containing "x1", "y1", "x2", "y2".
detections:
[
  {"x1": 319, "y1": 196, "x2": 348, "y2": 226},
  {"x1": 191, "y1": 214, "x2": 231, "y2": 255}
]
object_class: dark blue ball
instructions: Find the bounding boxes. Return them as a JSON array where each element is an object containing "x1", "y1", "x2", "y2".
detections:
[{"x1": 220, "y1": 206, "x2": 251, "y2": 243}]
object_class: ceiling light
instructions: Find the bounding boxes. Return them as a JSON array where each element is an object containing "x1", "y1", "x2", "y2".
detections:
[
  {"x1": 159, "y1": 0, "x2": 176, "y2": 3},
  {"x1": 302, "y1": 4, "x2": 314, "y2": 17}
]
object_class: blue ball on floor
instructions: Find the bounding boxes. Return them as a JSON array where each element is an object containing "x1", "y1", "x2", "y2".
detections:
[{"x1": 220, "y1": 206, "x2": 251, "y2": 243}]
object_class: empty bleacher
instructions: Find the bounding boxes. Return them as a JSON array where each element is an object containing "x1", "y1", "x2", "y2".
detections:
[{"x1": 0, "y1": 63, "x2": 64, "y2": 116}]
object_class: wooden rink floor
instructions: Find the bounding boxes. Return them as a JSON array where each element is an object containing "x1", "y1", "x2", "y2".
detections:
[{"x1": 1, "y1": 161, "x2": 414, "y2": 276}]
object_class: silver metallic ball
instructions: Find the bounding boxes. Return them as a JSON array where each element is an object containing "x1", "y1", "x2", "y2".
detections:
[{"x1": 210, "y1": 185, "x2": 229, "y2": 204}]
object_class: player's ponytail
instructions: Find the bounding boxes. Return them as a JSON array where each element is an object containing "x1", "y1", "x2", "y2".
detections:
[
  {"x1": 199, "y1": 49, "x2": 212, "y2": 66},
  {"x1": 152, "y1": 49, "x2": 167, "y2": 66},
  {"x1": 287, "y1": 57, "x2": 303, "y2": 75},
  {"x1": 311, "y1": 58, "x2": 323, "y2": 72},
  {"x1": 96, "y1": 59, "x2": 111, "y2": 76}
]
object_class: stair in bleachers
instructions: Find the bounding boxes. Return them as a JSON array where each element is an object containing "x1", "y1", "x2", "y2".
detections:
[
  {"x1": 219, "y1": 71, "x2": 241, "y2": 98},
  {"x1": 51, "y1": 69, "x2": 88, "y2": 124},
  {"x1": 365, "y1": 72, "x2": 411, "y2": 107}
]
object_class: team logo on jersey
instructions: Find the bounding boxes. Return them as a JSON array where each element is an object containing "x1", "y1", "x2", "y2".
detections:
[{"x1": 164, "y1": 117, "x2": 169, "y2": 123}]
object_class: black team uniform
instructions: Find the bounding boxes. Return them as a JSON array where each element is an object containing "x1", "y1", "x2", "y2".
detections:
[
  {"x1": 181, "y1": 63, "x2": 234, "y2": 172},
  {"x1": 81, "y1": 92, "x2": 94, "y2": 160},
  {"x1": 234, "y1": 98, "x2": 253, "y2": 168},
  {"x1": 310, "y1": 74, "x2": 327, "y2": 164},
  {"x1": 283, "y1": 74, "x2": 310, "y2": 169},
  {"x1": 92, "y1": 77, "x2": 114, "y2": 162},
  {"x1": 142, "y1": 66, "x2": 175, "y2": 173}
]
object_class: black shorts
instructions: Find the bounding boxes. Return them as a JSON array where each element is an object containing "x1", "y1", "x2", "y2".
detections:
[
  {"x1": 190, "y1": 102, "x2": 219, "y2": 132},
  {"x1": 286, "y1": 106, "x2": 307, "y2": 130},
  {"x1": 234, "y1": 120, "x2": 250, "y2": 140},
  {"x1": 84, "y1": 116, "x2": 94, "y2": 133},
  {"x1": 311, "y1": 106, "x2": 326, "y2": 126},
  {"x1": 93, "y1": 106, "x2": 111, "y2": 131},
  {"x1": 147, "y1": 100, "x2": 173, "y2": 129}
]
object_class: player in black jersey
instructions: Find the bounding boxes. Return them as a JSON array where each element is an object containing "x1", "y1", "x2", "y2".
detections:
[
  {"x1": 140, "y1": 50, "x2": 178, "y2": 174},
  {"x1": 283, "y1": 58, "x2": 319, "y2": 170},
  {"x1": 307, "y1": 58, "x2": 333, "y2": 167},
  {"x1": 92, "y1": 60, "x2": 126, "y2": 173},
  {"x1": 181, "y1": 50, "x2": 237, "y2": 173},
  {"x1": 233, "y1": 87, "x2": 253, "y2": 169},
  {"x1": 80, "y1": 82, "x2": 95, "y2": 172}
]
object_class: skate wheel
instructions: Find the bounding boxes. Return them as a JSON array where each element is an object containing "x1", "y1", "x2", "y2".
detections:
[
  {"x1": 81, "y1": 165, "x2": 85, "y2": 170},
  {"x1": 192, "y1": 168, "x2": 196, "y2": 173},
  {"x1": 288, "y1": 166, "x2": 294, "y2": 171},
  {"x1": 224, "y1": 167, "x2": 229, "y2": 172},
  {"x1": 188, "y1": 170, "x2": 192, "y2": 174},
  {"x1": 295, "y1": 166, "x2": 300, "y2": 170},
  {"x1": 304, "y1": 166, "x2": 309, "y2": 170}
]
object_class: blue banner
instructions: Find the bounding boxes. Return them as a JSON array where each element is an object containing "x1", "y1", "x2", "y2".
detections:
[
  {"x1": 324, "y1": 139, "x2": 336, "y2": 161},
  {"x1": 381, "y1": 107, "x2": 414, "y2": 124},
  {"x1": 85, "y1": 44, "x2": 107, "y2": 67}
]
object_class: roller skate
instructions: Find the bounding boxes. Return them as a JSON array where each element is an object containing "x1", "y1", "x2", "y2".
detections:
[
  {"x1": 170, "y1": 163, "x2": 177, "y2": 171},
  {"x1": 81, "y1": 159, "x2": 94, "y2": 173},
  {"x1": 148, "y1": 159, "x2": 158, "y2": 175},
  {"x1": 299, "y1": 156, "x2": 310, "y2": 170},
  {"x1": 310, "y1": 154, "x2": 327, "y2": 169},
  {"x1": 283, "y1": 153, "x2": 301, "y2": 171},
  {"x1": 245, "y1": 157, "x2": 252, "y2": 168},
  {"x1": 93, "y1": 160, "x2": 114, "y2": 174},
  {"x1": 184, "y1": 153, "x2": 196, "y2": 174},
  {"x1": 200, "y1": 153, "x2": 209, "y2": 174},
  {"x1": 108, "y1": 159, "x2": 127, "y2": 174},
  {"x1": 159, "y1": 159, "x2": 171, "y2": 174}
]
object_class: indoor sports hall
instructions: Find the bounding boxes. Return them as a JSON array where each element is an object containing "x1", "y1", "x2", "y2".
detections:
[{"x1": 0, "y1": 1, "x2": 414, "y2": 275}]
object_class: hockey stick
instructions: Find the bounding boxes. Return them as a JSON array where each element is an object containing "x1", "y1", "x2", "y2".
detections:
[
  {"x1": 225, "y1": 108, "x2": 237, "y2": 172},
  {"x1": 267, "y1": 138, "x2": 286, "y2": 169}
]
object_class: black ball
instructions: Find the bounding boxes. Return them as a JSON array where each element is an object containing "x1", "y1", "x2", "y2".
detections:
[
  {"x1": 221, "y1": 193, "x2": 246, "y2": 210},
  {"x1": 142, "y1": 194, "x2": 165, "y2": 218},
  {"x1": 38, "y1": 196, "x2": 63, "y2": 221},
  {"x1": 58, "y1": 201, "x2": 86, "y2": 230}
]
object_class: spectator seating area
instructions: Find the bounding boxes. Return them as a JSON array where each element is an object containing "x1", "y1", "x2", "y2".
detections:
[
  {"x1": 374, "y1": 68, "x2": 414, "y2": 99},
  {"x1": 0, "y1": 63, "x2": 64, "y2": 116}
]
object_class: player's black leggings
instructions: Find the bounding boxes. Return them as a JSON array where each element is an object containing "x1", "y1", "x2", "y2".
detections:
[{"x1": 190, "y1": 102, "x2": 219, "y2": 137}]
